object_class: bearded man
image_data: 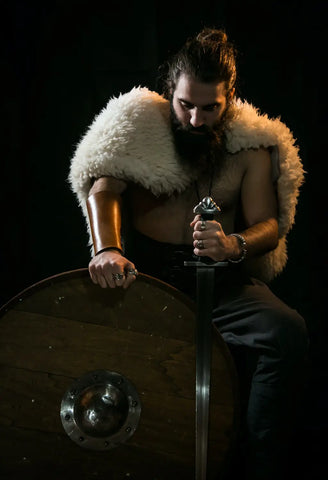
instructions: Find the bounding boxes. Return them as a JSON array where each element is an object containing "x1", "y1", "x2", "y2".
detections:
[{"x1": 69, "y1": 28, "x2": 308, "y2": 479}]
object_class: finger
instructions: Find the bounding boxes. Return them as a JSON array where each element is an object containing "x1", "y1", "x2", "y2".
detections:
[
  {"x1": 197, "y1": 219, "x2": 222, "y2": 231},
  {"x1": 215, "y1": 221, "x2": 222, "y2": 231},
  {"x1": 193, "y1": 246, "x2": 207, "y2": 256},
  {"x1": 88, "y1": 261, "x2": 98, "y2": 284},
  {"x1": 193, "y1": 239, "x2": 206, "y2": 250},
  {"x1": 96, "y1": 264, "x2": 116, "y2": 288},
  {"x1": 104, "y1": 274, "x2": 116, "y2": 289},
  {"x1": 195, "y1": 219, "x2": 207, "y2": 232},
  {"x1": 89, "y1": 268, "x2": 98, "y2": 285},
  {"x1": 91, "y1": 267, "x2": 110, "y2": 288},
  {"x1": 111, "y1": 271, "x2": 126, "y2": 288},
  {"x1": 194, "y1": 242, "x2": 217, "y2": 258},
  {"x1": 123, "y1": 271, "x2": 137, "y2": 289},
  {"x1": 123, "y1": 264, "x2": 138, "y2": 289},
  {"x1": 190, "y1": 214, "x2": 201, "y2": 227},
  {"x1": 89, "y1": 265, "x2": 107, "y2": 287},
  {"x1": 193, "y1": 230, "x2": 203, "y2": 240},
  {"x1": 193, "y1": 230, "x2": 212, "y2": 240},
  {"x1": 99, "y1": 275, "x2": 110, "y2": 289}
]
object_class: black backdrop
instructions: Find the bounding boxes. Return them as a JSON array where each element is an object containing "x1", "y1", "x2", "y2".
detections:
[{"x1": 2, "y1": 0, "x2": 327, "y2": 476}]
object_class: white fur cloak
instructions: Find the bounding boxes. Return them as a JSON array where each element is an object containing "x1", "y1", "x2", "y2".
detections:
[{"x1": 68, "y1": 87, "x2": 304, "y2": 283}]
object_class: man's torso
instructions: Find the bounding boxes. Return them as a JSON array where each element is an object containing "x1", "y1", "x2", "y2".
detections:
[{"x1": 128, "y1": 150, "x2": 248, "y2": 244}]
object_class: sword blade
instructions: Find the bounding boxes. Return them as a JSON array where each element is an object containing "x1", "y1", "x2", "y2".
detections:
[{"x1": 195, "y1": 266, "x2": 215, "y2": 480}]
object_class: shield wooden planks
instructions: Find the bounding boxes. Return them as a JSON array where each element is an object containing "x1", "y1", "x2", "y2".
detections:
[{"x1": 0, "y1": 269, "x2": 239, "y2": 479}]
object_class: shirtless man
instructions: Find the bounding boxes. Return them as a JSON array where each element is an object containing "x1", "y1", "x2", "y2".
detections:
[
  {"x1": 88, "y1": 75, "x2": 277, "y2": 290},
  {"x1": 71, "y1": 29, "x2": 308, "y2": 480}
]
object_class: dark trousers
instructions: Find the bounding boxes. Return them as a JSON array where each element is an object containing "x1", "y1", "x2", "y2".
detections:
[
  {"x1": 126, "y1": 230, "x2": 309, "y2": 479},
  {"x1": 212, "y1": 274, "x2": 308, "y2": 479}
]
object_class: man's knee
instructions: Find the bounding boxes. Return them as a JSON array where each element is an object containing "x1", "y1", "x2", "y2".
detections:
[{"x1": 265, "y1": 305, "x2": 308, "y2": 364}]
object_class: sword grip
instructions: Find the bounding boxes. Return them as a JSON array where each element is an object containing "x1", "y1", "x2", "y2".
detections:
[
  {"x1": 193, "y1": 196, "x2": 220, "y2": 265},
  {"x1": 195, "y1": 213, "x2": 214, "y2": 264},
  {"x1": 200, "y1": 213, "x2": 214, "y2": 221}
]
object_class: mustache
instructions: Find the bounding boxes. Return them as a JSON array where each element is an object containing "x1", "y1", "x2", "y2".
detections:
[
  {"x1": 173, "y1": 123, "x2": 217, "y2": 141},
  {"x1": 170, "y1": 109, "x2": 224, "y2": 141},
  {"x1": 173, "y1": 122, "x2": 213, "y2": 135}
]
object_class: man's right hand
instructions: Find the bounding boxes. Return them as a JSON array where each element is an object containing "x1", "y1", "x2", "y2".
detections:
[{"x1": 88, "y1": 250, "x2": 138, "y2": 289}]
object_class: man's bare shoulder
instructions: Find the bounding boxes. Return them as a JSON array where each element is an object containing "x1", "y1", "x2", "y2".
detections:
[
  {"x1": 228, "y1": 146, "x2": 271, "y2": 165},
  {"x1": 224, "y1": 147, "x2": 272, "y2": 182}
]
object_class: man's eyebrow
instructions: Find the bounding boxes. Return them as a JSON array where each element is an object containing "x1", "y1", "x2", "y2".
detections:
[
  {"x1": 178, "y1": 98, "x2": 221, "y2": 108},
  {"x1": 178, "y1": 97, "x2": 193, "y2": 105},
  {"x1": 203, "y1": 102, "x2": 221, "y2": 108}
]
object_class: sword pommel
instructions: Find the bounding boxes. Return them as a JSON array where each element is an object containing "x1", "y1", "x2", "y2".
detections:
[{"x1": 193, "y1": 196, "x2": 221, "y2": 220}]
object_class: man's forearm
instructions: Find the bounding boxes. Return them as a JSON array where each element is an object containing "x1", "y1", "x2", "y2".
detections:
[
  {"x1": 87, "y1": 176, "x2": 128, "y2": 255},
  {"x1": 236, "y1": 218, "x2": 279, "y2": 260},
  {"x1": 87, "y1": 191, "x2": 123, "y2": 255}
]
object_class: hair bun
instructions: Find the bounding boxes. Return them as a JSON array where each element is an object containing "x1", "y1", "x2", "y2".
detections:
[{"x1": 196, "y1": 28, "x2": 228, "y2": 44}]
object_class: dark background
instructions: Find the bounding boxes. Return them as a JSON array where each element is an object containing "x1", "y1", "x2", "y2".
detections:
[{"x1": 2, "y1": 0, "x2": 327, "y2": 477}]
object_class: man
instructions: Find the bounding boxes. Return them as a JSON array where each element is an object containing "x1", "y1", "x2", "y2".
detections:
[{"x1": 69, "y1": 29, "x2": 308, "y2": 479}]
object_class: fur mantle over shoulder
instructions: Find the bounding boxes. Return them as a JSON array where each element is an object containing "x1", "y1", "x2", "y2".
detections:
[{"x1": 68, "y1": 87, "x2": 304, "y2": 282}]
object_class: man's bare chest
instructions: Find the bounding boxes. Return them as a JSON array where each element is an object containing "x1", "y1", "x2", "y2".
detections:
[{"x1": 128, "y1": 154, "x2": 245, "y2": 244}]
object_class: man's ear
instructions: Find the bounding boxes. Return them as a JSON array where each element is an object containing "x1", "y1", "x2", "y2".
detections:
[
  {"x1": 229, "y1": 87, "x2": 235, "y2": 100},
  {"x1": 162, "y1": 81, "x2": 173, "y2": 100},
  {"x1": 168, "y1": 82, "x2": 174, "y2": 100}
]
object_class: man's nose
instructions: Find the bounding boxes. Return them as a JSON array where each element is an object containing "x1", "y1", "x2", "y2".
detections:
[{"x1": 189, "y1": 108, "x2": 205, "y2": 128}]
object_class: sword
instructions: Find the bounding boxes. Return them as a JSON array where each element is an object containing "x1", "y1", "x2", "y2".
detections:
[{"x1": 185, "y1": 196, "x2": 228, "y2": 480}]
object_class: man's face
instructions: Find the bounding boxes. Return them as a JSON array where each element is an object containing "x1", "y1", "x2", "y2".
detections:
[
  {"x1": 170, "y1": 74, "x2": 233, "y2": 164},
  {"x1": 172, "y1": 74, "x2": 229, "y2": 129}
]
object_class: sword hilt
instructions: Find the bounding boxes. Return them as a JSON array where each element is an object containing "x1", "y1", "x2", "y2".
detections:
[{"x1": 189, "y1": 196, "x2": 227, "y2": 267}]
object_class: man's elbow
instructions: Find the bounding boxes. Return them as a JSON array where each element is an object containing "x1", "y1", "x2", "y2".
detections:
[{"x1": 268, "y1": 217, "x2": 279, "y2": 250}]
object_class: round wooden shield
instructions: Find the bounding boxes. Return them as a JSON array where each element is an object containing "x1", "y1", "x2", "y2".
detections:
[{"x1": 0, "y1": 269, "x2": 239, "y2": 479}]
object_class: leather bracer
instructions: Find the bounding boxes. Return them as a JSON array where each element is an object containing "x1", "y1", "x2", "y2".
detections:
[{"x1": 86, "y1": 191, "x2": 123, "y2": 255}]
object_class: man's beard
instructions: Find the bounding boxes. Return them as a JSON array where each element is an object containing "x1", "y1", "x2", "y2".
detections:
[{"x1": 170, "y1": 103, "x2": 231, "y2": 170}]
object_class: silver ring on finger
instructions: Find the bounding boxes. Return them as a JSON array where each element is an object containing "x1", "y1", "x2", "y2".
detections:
[
  {"x1": 112, "y1": 273, "x2": 125, "y2": 281},
  {"x1": 196, "y1": 239, "x2": 205, "y2": 249},
  {"x1": 200, "y1": 220, "x2": 206, "y2": 231},
  {"x1": 127, "y1": 268, "x2": 138, "y2": 277}
]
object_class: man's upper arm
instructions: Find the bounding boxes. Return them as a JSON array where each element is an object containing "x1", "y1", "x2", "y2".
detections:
[
  {"x1": 241, "y1": 148, "x2": 278, "y2": 227},
  {"x1": 89, "y1": 176, "x2": 128, "y2": 196}
]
